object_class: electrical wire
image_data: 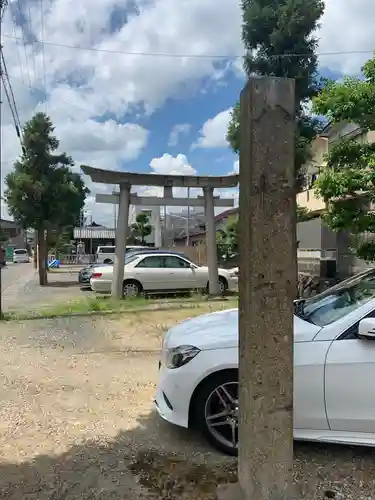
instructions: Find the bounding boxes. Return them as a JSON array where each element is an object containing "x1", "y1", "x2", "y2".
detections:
[
  {"x1": 15, "y1": 0, "x2": 32, "y2": 87},
  {"x1": 39, "y1": 0, "x2": 47, "y2": 111},
  {"x1": 12, "y1": 20, "x2": 25, "y2": 84},
  {"x1": 27, "y1": 0, "x2": 37, "y2": 80},
  {"x1": 0, "y1": 0, "x2": 8, "y2": 22},
  {"x1": 0, "y1": 49, "x2": 23, "y2": 131},
  {"x1": 1, "y1": 33, "x2": 374, "y2": 59}
]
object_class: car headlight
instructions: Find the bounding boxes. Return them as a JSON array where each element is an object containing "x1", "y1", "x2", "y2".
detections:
[{"x1": 165, "y1": 345, "x2": 200, "y2": 369}]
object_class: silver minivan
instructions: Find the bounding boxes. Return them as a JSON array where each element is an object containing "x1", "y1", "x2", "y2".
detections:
[{"x1": 13, "y1": 248, "x2": 30, "y2": 264}]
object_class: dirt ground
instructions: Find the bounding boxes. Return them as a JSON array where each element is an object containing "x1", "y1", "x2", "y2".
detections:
[{"x1": 0, "y1": 308, "x2": 374, "y2": 500}]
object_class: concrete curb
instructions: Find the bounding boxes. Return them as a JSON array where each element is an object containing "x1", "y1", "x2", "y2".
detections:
[{"x1": 3, "y1": 300, "x2": 231, "y2": 322}]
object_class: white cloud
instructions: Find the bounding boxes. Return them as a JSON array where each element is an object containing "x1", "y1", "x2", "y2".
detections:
[
  {"x1": 232, "y1": 159, "x2": 239, "y2": 174},
  {"x1": 318, "y1": 0, "x2": 375, "y2": 75},
  {"x1": 150, "y1": 153, "x2": 196, "y2": 176},
  {"x1": 168, "y1": 123, "x2": 191, "y2": 146},
  {"x1": 1, "y1": 0, "x2": 374, "y2": 226},
  {"x1": 192, "y1": 108, "x2": 231, "y2": 149}
]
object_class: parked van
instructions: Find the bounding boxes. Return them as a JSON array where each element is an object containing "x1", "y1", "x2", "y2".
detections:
[
  {"x1": 96, "y1": 245, "x2": 151, "y2": 264},
  {"x1": 13, "y1": 248, "x2": 29, "y2": 263}
]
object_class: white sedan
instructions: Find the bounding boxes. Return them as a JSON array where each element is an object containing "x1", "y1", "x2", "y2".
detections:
[
  {"x1": 155, "y1": 268, "x2": 375, "y2": 455},
  {"x1": 90, "y1": 251, "x2": 238, "y2": 297}
]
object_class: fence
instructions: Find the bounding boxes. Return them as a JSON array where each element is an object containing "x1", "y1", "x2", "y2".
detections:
[{"x1": 48, "y1": 254, "x2": 96, "y2": 265}]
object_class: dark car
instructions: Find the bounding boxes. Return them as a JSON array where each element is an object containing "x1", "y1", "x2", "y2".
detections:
[{"x1": 78, "y1": 263, "x2": 112, "y2": 284}]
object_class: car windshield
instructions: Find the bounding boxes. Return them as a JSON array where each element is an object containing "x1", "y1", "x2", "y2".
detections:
[
  {"x1": 298, "y1": 269, "x2": 375, "y2": 327},
  {"x1": 125, "y1": 253, "x2": 142, "y2": 265}
]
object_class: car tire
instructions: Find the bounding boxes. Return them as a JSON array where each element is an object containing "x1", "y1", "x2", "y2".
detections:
[
  {"x1": 192, "y1": 370, "x2": 238, "y2": 456},
  {"x1": 206, "y1": 276, "x2": 228, "y2": 296},
  {"x1": 122, "y1": 279, "x2": 142, "y2": 298}
]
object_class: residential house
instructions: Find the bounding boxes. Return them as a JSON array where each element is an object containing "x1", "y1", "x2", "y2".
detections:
[{"x1": 0, "y1": 218, "x2": 26, "y2": 249}]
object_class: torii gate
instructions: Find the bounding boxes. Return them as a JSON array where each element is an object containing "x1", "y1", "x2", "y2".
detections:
[{"x1": 81, "y1": 165, "x2": 239, "y2": 298}]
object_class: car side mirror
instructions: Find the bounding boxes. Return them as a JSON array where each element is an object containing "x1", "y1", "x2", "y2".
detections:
[
  {"x1": 358, "y1": 318, "x2": 375, "y2": 340},
  {"x1": 190, "y1": 264, "x2": 195, "y2": 270}
]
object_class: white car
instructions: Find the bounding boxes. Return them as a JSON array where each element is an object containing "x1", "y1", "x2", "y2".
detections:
[
  {"x1": 13, "y1": 248, "x2": 30, "y2": 263},
  {"x1": 155, "y1": 268, "x2": 375, "y2": 455},
  {"x1": 90, "y1": 251, "x2": 238, "y2": 296},
  {"x1": 95, "y1": 245, "x2": 150, "y2": 264}
]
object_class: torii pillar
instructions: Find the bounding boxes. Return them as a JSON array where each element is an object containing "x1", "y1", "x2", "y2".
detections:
[
  {"x1": 204, "y1": 186, "x2": 220, "y2": 295},
  {"x1": 112, "y1": 183, "x2": 131, "y2": 298}
]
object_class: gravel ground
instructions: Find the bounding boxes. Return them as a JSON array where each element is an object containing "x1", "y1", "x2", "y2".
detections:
[
  {"x1": 2, "y1": 266, "x2": 88, "y2": 312},
  {"x1": 0, "y1": 311, "x2": 374, "y2": 500}
]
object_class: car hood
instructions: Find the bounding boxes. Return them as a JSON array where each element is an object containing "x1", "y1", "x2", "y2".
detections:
[{"x1": 163, "y1": 308, "x2": 322, "y2": 350}]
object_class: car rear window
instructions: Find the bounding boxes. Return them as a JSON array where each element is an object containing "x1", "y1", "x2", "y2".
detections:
[
  {"x1": 98, "y1": 247, "x2": 115, "y2": 253},
  {"x1": 14, "y1": 249, "x2": 27, "y2": 254}
]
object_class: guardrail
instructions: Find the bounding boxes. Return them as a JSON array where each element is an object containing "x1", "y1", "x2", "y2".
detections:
[
  {"x1": 297, "y1": 249, "x2": 337, "y2": 260},
  {"x1": 48, "y1": 254, "x2": 96, "y2": 265}
]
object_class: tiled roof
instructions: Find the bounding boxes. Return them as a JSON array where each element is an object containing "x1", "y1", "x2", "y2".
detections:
[
  {"x1": 74, "y1": 228, "x2": 115, "y2": 239},
  {"x1": 214, "y1": 207, "x2": 239, "y2": 222}
]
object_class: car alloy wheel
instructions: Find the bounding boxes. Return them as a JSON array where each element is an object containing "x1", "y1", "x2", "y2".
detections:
[
  {"x1": 204, "y1": 381, "x2": 238, "y2": 453},
  {"x1": 123, "y1": 281, "x2": 140, "y2": 298},
  {"x1": 218, "y1": 279, "x2": 226, "y2": 294}
]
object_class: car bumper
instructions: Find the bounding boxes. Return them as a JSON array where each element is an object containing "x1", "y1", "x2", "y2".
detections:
[
  {"x1": 227, "y1": 276, "x2": 238, "y2": 292},
  {"x1": 78, "y1": 274, "x2": 90, "y2": 283},
  {"x1": 155, "y1": 363, "x2": 190, "y2": 428},
  {"x1": 90, "y1": 279, "x2": 112, "y2": 293},
  {"x1": 154, "y1": 350, "x2": 212, "y2": 429}
]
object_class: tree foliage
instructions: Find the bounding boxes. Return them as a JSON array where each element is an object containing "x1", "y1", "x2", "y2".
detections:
[
  {"x1": 4, "y1": 113, "x2": 89, "y2": 283},
  {"x1": 131, "y1": 212, "x2": 152, "y2": 244},
  {"x1": 296, "y1": 205, "x2": 314, "y2": 222},
  {"x1": 0, "y1": 227, "x2": 8, "y2": 244},
  {"x1": 227, "y1": 0, "x2": 325, "y2": 184},
  {"x1": 216, "y1": 216, "x2": 239, "y2": 261},
  {"x1": 312, "y1": 54, "x2": 375, "y2": 260}
]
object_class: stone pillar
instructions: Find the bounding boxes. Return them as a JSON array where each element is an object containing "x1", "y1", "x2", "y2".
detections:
[
  {"x1": 218, "y1": 77, "x2": 296, "y2": 500},
  {"x1": 204, "y1": 186, "x2": 220, "y2": 295},
  {"x1": 111, "y1": 183, "x2": 131, "y2": 298}
]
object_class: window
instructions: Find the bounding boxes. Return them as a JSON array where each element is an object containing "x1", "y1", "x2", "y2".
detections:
[
  {"x1": 98, "y1": 247, "x2": 115, "y2": 253},
  {"x1": 14, "y1": 249, "x2": 27, "y2": 255},
  {"x1": 339, "y1": 309, "x2": 375, "y2": 340},
  {"x1": 125, "y1": 254, "x2": 142, "y2": 265},
  {"x1": 136, "y1": 256, "x2": 164, "y2": 268},
  {"x1": 298, "y1": 270, "x2": 375, "y2": 327},
  {"x1": 163, "y1": 256, "x2": 190, "y2": 269}
]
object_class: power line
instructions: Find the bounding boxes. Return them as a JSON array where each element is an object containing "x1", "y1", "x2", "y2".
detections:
[
  {"x1": 39, "y1": 0, "x2": 47, "y2": 111},
  {"x1": 2, "y1": 33, "x2": 374, "y2": 59},
  {"x1": 0, "y1": 0, "x2": 8, "y2": 22},
  {"x1": 27, "y1": 0, "x2": 37, "y2": 80},
  {"x1": 1, "y1": 49, "x2": 23, "y2": 131},
  {"x1": 15, "y1": 0, "x2": 32, "y2": 87}
]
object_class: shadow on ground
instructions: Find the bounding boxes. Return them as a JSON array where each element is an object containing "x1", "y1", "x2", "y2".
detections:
[
  {"x1": 44, "y1": 280, "x2": 81, "y2": 288},
  {"x1": 0, "y1": 408, "x2": 374, "y2": 500}
]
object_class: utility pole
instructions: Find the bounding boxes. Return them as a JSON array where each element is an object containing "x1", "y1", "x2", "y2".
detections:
[
  {"x1": 217, "y1": 77, "x2": 296, "y2": 499},
  {"x1": 186, "y1": 187, "x2": 190, "y2": 246}
]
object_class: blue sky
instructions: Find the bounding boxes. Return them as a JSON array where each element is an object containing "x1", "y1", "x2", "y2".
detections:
[{"x1": 1, "y1": 0, "x2": 374, "y2": 225}]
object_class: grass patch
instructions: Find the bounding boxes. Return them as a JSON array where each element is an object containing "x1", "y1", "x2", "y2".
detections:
[{"x1": 2, "y1": 294, "x2": 238, "y2": 321}]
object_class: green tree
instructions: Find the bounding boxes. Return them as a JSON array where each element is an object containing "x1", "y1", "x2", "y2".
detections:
[
  {"x1": 296, "y1": 205, "x2": 314, "y2": 222},
  {"x1": 227, "y1": 0, "x2": 325, "y2": 185},
  {"x1": 0, "y1": 227, "x2": 8, "y2": 245},
  {"x1": 131, "y1": 212, "x2": 152, "y2": 244},
  {"x1": 216, "y1": 216, "x2": 239, "y2": 261},
  {"x1": 312, "y1": 54, "x2": 375, "y2": 260},
  {"x1": 4, "y1": 113, "x2": 89, "y2": 284}
]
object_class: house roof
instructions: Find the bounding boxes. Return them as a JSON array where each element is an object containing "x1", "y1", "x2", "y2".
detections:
[
  {"x1": 74, "y1": 227, "x2": 115, "y2": 239},
  {"x1": 214, "y1": 207, "x2": 239, "y2": 222}
]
